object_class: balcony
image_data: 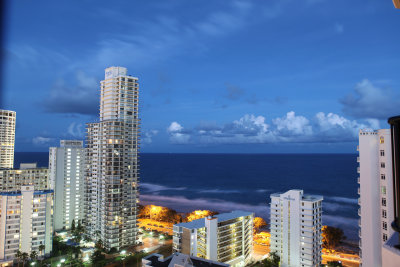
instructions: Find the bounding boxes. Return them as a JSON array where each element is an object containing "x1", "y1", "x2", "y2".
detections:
[
  {"x1": 358, "y1": 177, "x2": 360, "y2": 184},
  {"x1": 357, "y1": 167, "x2": 360, "y2": 173},
  {"x1": 357, "y1": 156, "x2": 360, "y2": 162}
]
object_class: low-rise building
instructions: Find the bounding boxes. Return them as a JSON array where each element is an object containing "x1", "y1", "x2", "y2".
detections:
[
  {"x1": 173, "y1": 211, "x2": 253, "y2": 267},
  {"x1": 0, "y1": 186, "x2": 53, "y2": 265},
  {"x1": 0, "y1": 163, "x2": 49, "y2": 191},
  {"x1": 142, "y1": 253, "x2": 230, "y2": 267},
  {"x1": 270, "y1": 189, "x2": 323, "y2": 267}
]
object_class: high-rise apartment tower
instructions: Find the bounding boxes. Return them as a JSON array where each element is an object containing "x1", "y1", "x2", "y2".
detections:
[
  {"x1": 49, "y1": 140, "x2": 85, "y2": 231},
  {"x1": 358, "y1": 129, "x2": 395, "y2": 267},
  {"x1": 0, "y1": 110, "x2": 16, "y2": 169},
  {"x1": 270, "y1": 189, "x2": 323, "y2": 267},
  {"x1": 85, "y1": 67, "x2": 140, "y2": 250}
]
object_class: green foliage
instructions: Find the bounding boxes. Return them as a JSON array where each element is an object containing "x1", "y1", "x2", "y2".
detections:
[
  {"x1": 91, "y1": 249, "x2": 106, "y2": 266},
  {"x1": 71, "y1": 219, "x2": 76, "y2": 231}
]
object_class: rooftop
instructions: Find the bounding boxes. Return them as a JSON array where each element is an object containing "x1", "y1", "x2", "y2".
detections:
[
  {"x1": 143, "y1": 253, "x2": 229, "y2": 267},
  {"x1": 175, "y1": 210, "x2": 253, "y2": 229}
]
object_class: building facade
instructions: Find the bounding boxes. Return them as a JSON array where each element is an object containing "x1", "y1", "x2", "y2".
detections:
[
  {"x1": 0, "y1": 163, "x2": 49, "y2": 192},
  {"x1": 172, "y1": 211, "x2": 253, "y2": 267},
  {"x1": 358, "y1": 129, "x2": 395, "y2": 267},
  {"x1": 0, "y1": 110, "x2": 16, "y2": 169},
  {"x1": 270, "y1": 189, "x2": 323, "y2": 267},
  {"x1": 0, "y1": 186, "x2": 53, "y2": 264},
  {"x1": 85, "y1": 67, "x2": 140, "y2": 250},
  {"x1": 49, "y1": 140, "x2": 85, "y2": 231}
]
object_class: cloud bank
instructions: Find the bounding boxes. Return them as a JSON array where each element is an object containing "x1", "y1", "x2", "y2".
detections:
[{"x1": 167, "y1": 111, "x2": 373, "y2": 145}]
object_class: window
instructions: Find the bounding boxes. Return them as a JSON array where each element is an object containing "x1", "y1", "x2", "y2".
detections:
[
  {"x1": 380, "y1": 150, "x2": 385, "y2": 156},
  {"x1": 383, "y1": 221, "x2": 387, "y2": 231},
  {"x1": 383, "y1": 233, "x2": 388, "y2": 242},
  {"x1": 381, "y1": 174, "x2": 386, "y2": 180},
  {"x1": 380, "y1": 136, "x2": 384, "y2": 144},
  {"x1": 383, "y1": 209, "x2": 387, "y2": 218},
  {"x1": 381, "y1": 186, "x2": 386, "y2": 195},
  {"x1": 381, "y1": 162, "x2": 385, "y2": 168},
  {"x1": 382, "y1": 198, "x2": 387, "y2": 207}
]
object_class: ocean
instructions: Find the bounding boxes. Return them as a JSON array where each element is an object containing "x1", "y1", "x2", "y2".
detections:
[{"x1": 15, "y1": 152, "x2": 359, "y2": 241}]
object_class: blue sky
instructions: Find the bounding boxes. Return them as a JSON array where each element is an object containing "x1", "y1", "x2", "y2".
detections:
[{"x1": 3, "y1": 0, "x2": 400, "y2": 153}]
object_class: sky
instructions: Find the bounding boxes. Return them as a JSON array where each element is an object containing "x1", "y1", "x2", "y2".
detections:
[{"x1": 2, "y1": 0, "x2": 400, "y2": 153}]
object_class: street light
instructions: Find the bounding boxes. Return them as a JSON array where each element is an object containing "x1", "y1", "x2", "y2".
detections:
[
  {"x1": 60, "y1": 258, "x2": 66, "y2": 263},
  {"x1": 30, "y1": 263, "x2": 36, "y2": 266}
]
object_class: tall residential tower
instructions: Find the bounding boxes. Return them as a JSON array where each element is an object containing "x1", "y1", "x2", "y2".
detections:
[
  {"x1": 0, "y1": 110, "x2": 16, "y2": 169},
  {"x1": 270, "y1": 189, "x2": 323, "y2": 267},
  {"x1": 358, "y1": 129, "x2": 395, "y2": 267},
  {"x1": 85, "y1": 67, "x2": 140, "y2": 250},
  {"x1": 49, "y1": 140, "x2": 85, "y2": 231}
]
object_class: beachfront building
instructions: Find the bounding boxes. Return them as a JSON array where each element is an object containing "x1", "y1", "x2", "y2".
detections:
[
  {"x1": 0, "y1": 186, "x2": 53, "y2": 265},
  {"x1": 0, "y1": 110, "x2": 16, "y2": 169},
  {"x1": 85, "y1": 66, "x2": 140, "y2": 250},
  {"x1": 172, "y1": 210, "x2": 253, "y2": 267},
  {"x1": 143, "y1": 253, "x2": 230, "y2": 267},
  {"x1": 270, "y1": 189, "x2": 323, "y2": 267},
  {"x1": 381, "y1": 116, "x2": 400, "y2": 267},
  {"x1": 0, "y1": 163, "x2": 49, "y2": 191},
  {"x1": 49, "y1": 140, "x2": 85, "y2": 231},
  {"x1": 358, "y1": 129, "x2": 395, "y2": 267}
]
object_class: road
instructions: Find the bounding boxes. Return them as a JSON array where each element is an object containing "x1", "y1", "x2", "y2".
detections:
[{"x1": 322, "y1": 254, "x2": 360, "y2": 267}]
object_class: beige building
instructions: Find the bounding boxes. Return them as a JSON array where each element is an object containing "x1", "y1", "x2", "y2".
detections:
[
  {"x1": 85, "y1": 67, "x2": 140, "y2": 250},
  {"x1": 0, "y1": 186, "x2": 53, "y2": 266},
  {"x1": 0, "y1": 163, "x2": 49, "y2": 192},
  {"x1": 0, "y1": 110, "x2": 16, "y2": 169},
  {"x1": 173, "y1": 211, "x2": 253, "y2": 267}
]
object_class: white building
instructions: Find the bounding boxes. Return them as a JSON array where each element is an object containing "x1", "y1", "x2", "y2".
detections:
[
  {"x1": 85, "y1": 67, "x2": 140, "y2": 250},
  {"x1": 0, "y1": 110, "x2": 16, "y2": 169},
  {"x1": 0, "y1": 186, "x2": 53, "y2": 265},
  {"x1": 0, "y1": 163, "x2": 49, "y2": 192},
  {"x1": 172, "y1": 211, "x2": 253, "y2": 267},
  {"x1": 49, "y1": 140, "x2": 85, "y2": 231},
  {"x1": 358, "y1": 129, "x2": 395, "y2": 267},
  {"x1": 270, "y1": 189, "x2": 323, "y2": 267}
]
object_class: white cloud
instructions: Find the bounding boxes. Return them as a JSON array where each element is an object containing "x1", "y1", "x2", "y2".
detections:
[
  {"x1": 340, "y1": 79, "x2": 400, "y2": 120},
  {"x1": 168, "y1": 111, "x2": 376, "y2": 145},
  {"x1": 32, "y1": 136, "x2": 54, "y2": 146},
  {"x1": 67, "y1": 122, "x2": 84, "y2": 138},
  {"x1": 273, "y1": 111, "x2": 312, "y2": 136},
  {"x1": 142, "y1": 130, "x2": 159, "y2": 144},
  {"x1": 167, "y1": 122, "x2": 191, "y2": 144}
]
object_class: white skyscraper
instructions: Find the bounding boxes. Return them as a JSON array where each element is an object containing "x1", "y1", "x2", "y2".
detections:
[
  {"x1": 358, "y1": 129, "x2": 395, "y2": 267},
  {"x1": 270, "y1": 189, "x2": 323, "y2": 267},
  {"x1": 49, "y1": 140, "x2": 85, "y2": 231},
  {"x1": 0, "y1": 110, "x2": 16, "y2": 169},
  {"x1": 85, "y1": 67, "x2": 140, "y2": 250},
  {"x1": 0, "y1": 186, "x2": 53, "y2": 265}
]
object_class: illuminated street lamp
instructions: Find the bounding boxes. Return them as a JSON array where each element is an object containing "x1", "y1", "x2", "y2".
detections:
[{"x1": 60, "y1": 258, "x2": 66, "y2": 263}]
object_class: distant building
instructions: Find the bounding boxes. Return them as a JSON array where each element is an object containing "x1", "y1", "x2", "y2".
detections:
[
  {"x1": 0, "y1": 110, "x2": 16, "y2": 169},
  {"x1": 270, "y1": 189, "x2": 323, "y2": 267},
  {"x1": 0, "y1": 186, "x2": 53, "y2": 265},
  {"x1": 358, "y1": 129, "x2": 395, "y2": 267},
  {"x1": 142, "y1": 253, "x2": 230, "y2": 267},
  {"x1": 381, "y1": 116, "x2": 400, "y2": 266},
  {"x1": 0, "y1": 163, "x2": 49, "y2": 191},
  {"x1": 49, "y1": 140, "x2": 85, "y2": 231},
  {"x1": 172, "y1": 210, "x2": 253, "y2": 267},
  {"x1": 85, "y1": 67, "x2": 140, "y2": 250}
]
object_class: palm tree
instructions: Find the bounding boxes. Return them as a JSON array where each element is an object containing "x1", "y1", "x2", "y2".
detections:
[
  {"x1": 15, "y1": 250, "x2": 22, "y2": 267},
  {"x1": 38, "y1": 244, "x2": 45, "y2": 257},
  {"x1": 21, "y1": 252, "x2": 29, "y2": 267},
  {"x1": 30, "y1": 250, "x2": 38, "y2": 264}
]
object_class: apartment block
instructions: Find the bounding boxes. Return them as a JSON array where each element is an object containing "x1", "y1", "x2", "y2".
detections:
[
  {"x1": 0, "y1": 163, "x2": 49, "y2": 191},
  {"x1": 270, "y1": 189, "x2": 323, "y2": 267},
  {"x1": 172, "y1": 211, "x2": 253, "y2": 267},
  {"x1": 0, "y1": 186, "x2": 53, "y2": 265},
  {"x1": 49, "y1": 140, "x2": 85, "y2": 231},
  {"x1": 0, "y1": 110, "x2": 16, "y2": 169},
  {"x1": 358, "y1": 129, "x2": 395, "y2": 267},
  {"x1": 85, "y1": 67, "x2": 140, "y2": 250}
]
